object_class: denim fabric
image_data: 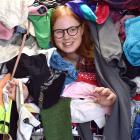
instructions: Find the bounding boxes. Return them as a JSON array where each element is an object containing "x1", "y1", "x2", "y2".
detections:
[
  {"x1": 15, "y1": 26, "x2": 27, "y2": 34},
  {"x1": 64, "y1": 76, "x2": 75, "y2": 87},
  {"x1": 131, "y1": 100, "x2": 140, "y2": 129},
  {"x1": 50, "y1": 50, "x2": 78, "y2": 80},
  {"x1": 132, "y1": 113, "x2": 140, "y2": 140}
]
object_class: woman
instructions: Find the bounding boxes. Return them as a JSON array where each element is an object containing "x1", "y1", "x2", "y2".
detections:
[{"x1": 6, "y1": 5, "x2": 117, "y2": 140}]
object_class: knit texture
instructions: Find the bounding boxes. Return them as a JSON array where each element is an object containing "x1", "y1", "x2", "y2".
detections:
[{"x1": 41, "y1": 98, "x2": 73, "y2": 140}]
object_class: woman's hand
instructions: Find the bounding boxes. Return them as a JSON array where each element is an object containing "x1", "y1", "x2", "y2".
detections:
[
  {"x1": 5, "y1": 80, "x2": 18, "y2": 100},
  {"x1": 4, "y1": 79, "x2": 29, "y2": 101},
  {"x1": 93, "y1": 87, "x2": 116, "y2": 106}
]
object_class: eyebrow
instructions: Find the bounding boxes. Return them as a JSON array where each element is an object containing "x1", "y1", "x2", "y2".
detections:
[{"x1": 53, "y1": 24, "x2": 81, "y2": 31}]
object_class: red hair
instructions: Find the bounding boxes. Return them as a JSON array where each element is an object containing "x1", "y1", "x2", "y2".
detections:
[{"x1": 51, "y1": 5, "x2": 94, "y2": 58}]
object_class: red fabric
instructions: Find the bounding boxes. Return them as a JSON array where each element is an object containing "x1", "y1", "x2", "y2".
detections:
[
  {"x1": 77, "y1": 72, "x2": 98, "y2": 85},
  {"x1": 96, "y1": 2, "x2": 110, "y2": 24},
  {"x1": 132, "y1": 94, "x2": 140, "y2": 101},
  {"x1": 77, "y1": 57, "x2": 99, "y2": 86}
]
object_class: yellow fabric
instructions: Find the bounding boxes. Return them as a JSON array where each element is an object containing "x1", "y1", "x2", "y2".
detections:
[{"x1": 0, "y1": 99, "x2": 12, "y2": 133}]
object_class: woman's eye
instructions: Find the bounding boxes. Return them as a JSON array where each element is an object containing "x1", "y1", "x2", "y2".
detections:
[
  {"x1": 69, "y1": 27, "x2": 77, "y2": 32},
  {"x1": 55, "y1": 30, "x2": 63, "y2": 34}
]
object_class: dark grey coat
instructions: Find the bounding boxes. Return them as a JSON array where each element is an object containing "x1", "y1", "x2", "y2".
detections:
[
  {"x1": 92, "y1": 17, "x2": 136, "y2": 140},
  {"x1": 94, "y1": 46, "x2": 132, "y2": 140}
]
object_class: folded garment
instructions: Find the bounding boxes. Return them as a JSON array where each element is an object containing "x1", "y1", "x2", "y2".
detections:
[
  {"x1": 62, "y1": 81, "x2": 98, "y2": 99},
  {"x1": 71, "y1": 99, "x2": 107, "y2": 128}
]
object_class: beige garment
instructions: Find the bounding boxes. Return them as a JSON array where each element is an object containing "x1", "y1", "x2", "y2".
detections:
[
  {"x1": 0, "y1": 0, "x2": 35, "y2": 29},
  {"x1": 16, "y1": 81, "x2": 40, "y2": 140}
]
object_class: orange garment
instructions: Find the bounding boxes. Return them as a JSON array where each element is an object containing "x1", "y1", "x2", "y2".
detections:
[{"x1": 0, "y1": 73, "x2": 11, "y2": 105}]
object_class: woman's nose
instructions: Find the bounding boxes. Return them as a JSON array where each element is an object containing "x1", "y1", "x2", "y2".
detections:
[{"x1": 63, "y1": 30, "x2": 70, "y2": 39}]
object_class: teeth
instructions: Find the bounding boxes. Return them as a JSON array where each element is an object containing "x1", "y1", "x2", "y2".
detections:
[{"x1": 64, "y1": 42, "x2": 72, "y2": 46}]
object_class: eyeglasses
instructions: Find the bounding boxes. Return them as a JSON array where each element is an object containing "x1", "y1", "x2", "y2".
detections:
[{"x1": 53, "y1": 24, "x2": 81, "y2": 39}]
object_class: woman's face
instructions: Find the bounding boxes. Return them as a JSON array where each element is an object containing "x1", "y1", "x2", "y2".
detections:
[{"x1": 53, "y1": 15, "x2": 84, "y2": 55}]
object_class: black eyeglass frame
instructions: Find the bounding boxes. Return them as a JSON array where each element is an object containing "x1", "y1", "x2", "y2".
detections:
[{"x1": 53, "y1": 24, "x2": 81, "y2": 39}]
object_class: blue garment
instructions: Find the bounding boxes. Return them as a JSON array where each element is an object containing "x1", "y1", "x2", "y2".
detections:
[
  {"x1": 66, "y1": 0, "x2": 96, "y2": 22},
  {"x1": 123, "y1": 16, "x2": 140, "y2": 66},
  {"x1": 50, "y1": 50, "x2": 78, "y2": 80},
  {"x1": 132, "y1": 113, "x2": 140, "y2": 140},
  {"x1": 80, "y1": 4, "x2": 97, "y2": 22},
  {"x1": 15, "y1": 26, "x2": 26, "y2": 34}
]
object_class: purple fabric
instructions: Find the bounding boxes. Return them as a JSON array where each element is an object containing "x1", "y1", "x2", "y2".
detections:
[
  {"x1": 66, "y1": 0, "x2": 86, "y2": 20},
  {"x1": 66, "y1": 0, "x2": 96, "y2": 21}
]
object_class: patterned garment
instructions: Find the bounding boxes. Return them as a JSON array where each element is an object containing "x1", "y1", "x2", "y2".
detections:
[
  {"x1": 132, "y1": 112, "x2": 140, "y2": 140},
  {"x1": 77, "y1": 72, "x2": 97, "y2": 85}
]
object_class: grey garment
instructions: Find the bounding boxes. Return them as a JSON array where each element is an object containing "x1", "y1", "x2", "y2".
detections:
[
  {"x1": 0, "y1": 63, "x2": 8, "y2": 75},
  {"x1": 89, "y1": 17, "x2": 122, "y2": 63},
  {"x1": 0, "y1": 33, "x2": 22, "y2": 47},
  {"x1": 94, "y1": 46, "x2": 135, "y2": 140},
  {"x1": 0, "y1": 34, "x2": 39, "y2": 64},
  {"x1": 77, "y1": 122, "x2": 93, "y2": 140}
]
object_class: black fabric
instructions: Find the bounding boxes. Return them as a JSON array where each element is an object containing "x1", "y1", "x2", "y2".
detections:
[
  {"x1": 123, "y1": 54, "x2": 140, "y2": 79},
  {"x1": 6, "y1": 53, "x2": 48, "y2": 78},
  {"x1": 9, "y1": 101, "x2": 18, "y2": 140},
  {"x1": 94, "y1": 46, "x2": 136, "y2": 140},
  {"x1": 6, "y1": 53, "x2": 67, "y2": 109},
  {"x1": 42, "y1": 72, "x2": 66, "y2": 109},
  {"x1": 27, "y1": 72, "x2": 66, "y2": 109}
]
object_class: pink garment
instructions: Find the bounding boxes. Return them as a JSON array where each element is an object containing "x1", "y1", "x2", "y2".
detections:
[
  {"x1": 62, "y1": 81, "x2": 99, "y2": 99},
  {"x1": 0, "y1": 22, "x2": 14, "y2": 40},
  {"x1": 28, "y1": 5, "x2": 48, "y2": 16},
  {"x1": 62, "y1": 81, "x2": 112, "y2": 114}
]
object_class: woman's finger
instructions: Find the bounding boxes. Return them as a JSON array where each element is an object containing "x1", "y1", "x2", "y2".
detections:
[
  {"x1": 100, "y1": 88, "x2": 112, "y2": 96},
  {"x1": 107, "y1": 93, "x2": 116, "y2": 101},
  {"x1": 94, "y1": 87, "x2": 105, "y2": 93},
  {"x1": 94, "y1": 87, "x2": 112, "y2": 96}
]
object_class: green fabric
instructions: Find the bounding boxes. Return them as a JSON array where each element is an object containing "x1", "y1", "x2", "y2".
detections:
[
  {"x1": 41, "y1": 98, "x2": 73, "y2": 140},
  {"x1": 28, "y1": 9, "x2": 53, "y2": 49},
  {"x1": 0, "y1": 100, "x2": 12, "y2": 133}
]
